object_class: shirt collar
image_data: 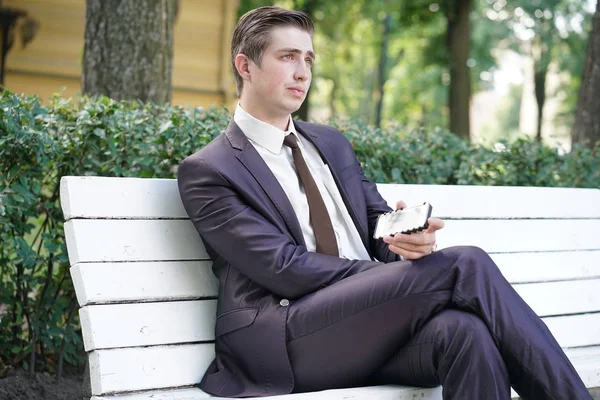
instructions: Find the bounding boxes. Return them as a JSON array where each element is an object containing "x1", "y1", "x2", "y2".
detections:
[{"x1": 234, "y1": 103, "x2": 297, "y2": 154}]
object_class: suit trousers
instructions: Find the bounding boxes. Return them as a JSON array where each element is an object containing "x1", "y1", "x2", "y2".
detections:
[{"x1": 285, "y1": 246, "x2": 591, "y2": 400}]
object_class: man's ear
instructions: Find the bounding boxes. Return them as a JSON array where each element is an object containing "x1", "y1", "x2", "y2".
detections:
[{"x1": 234, "y1": 54, "x2": 252, "y2": 83}]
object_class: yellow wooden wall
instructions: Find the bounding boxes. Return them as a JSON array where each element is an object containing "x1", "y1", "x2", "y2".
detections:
[{"x1": 4, "y1": 0, "x2": 239, "y2": 108}]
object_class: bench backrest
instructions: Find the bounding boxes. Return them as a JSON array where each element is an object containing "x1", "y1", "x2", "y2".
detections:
[{"x1": 60, "y1": 176, "x2": 600, "y2": 397}]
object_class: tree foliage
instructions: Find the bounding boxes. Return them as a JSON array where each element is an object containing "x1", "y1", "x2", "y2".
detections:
[
  {"x1": 0, "y1": 91, "x2": 226, "y2": 377},
  {"x1": 239, "y1": 0, "x2": 592, "y2": 145}
]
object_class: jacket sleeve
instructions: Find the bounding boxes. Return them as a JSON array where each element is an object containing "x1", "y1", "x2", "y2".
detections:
[
  {"x1": 358, "y1": 161, "x2": 403, "y2": 263},
  {"x1": 177, "y1": 156, "x2": 382, "y2": 300}
]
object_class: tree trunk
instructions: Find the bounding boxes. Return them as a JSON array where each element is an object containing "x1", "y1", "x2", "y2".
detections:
[
  {"x1": 82, "y1": 0, "x2": 177, "y2": 103},
  {"x1": 446, "y1": 0, "x2": 472, "y2": 140},
  {"x1": 531, "y1": 22, "x2": 553, "y2": 143},
  {"x1": 375, "y1": 13, "x2": 391, "y2": 128},
  {"x1": 534, "y1": 65, "x2": 547, "y2": 142},
  {"x1": 572, "y1": 1, "x2": 600, "y2": 148}
]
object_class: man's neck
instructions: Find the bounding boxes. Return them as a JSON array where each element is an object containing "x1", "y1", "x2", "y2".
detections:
[{"x1": 238, "y1": 100, "x2": 290, "y2": 131}]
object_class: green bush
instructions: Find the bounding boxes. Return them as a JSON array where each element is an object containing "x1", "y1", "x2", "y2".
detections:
[
  {"x1": 0, "y1": 91, "x2": 598, "y2": 377},
  {"x1": 0, "y1": 91, "x2": 228, "y2": 376},
  {"x1": 334, "y1": 119, "x2": 600, "y2": 187}
]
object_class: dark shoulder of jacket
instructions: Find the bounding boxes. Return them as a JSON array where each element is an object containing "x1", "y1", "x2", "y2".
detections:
[
  {"x1": 179, "y1": 132, "x2": 228, "y2": 168},
  {"x1": 295, "y1": 120, "x2": 352, "y2": 147}
]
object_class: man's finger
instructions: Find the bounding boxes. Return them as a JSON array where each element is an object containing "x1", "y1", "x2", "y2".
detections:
[
  {"x1": 395, "y1": 200, "x2": 408, "y2": 210},
  {"x1": 426, "y1": 217, "x2": 445, "y2": 232},
  {"x1": 388, "y1": 244, "x2": 424, "y2": 260}
]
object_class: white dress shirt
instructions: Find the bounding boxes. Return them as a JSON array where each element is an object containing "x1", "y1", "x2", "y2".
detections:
[{"x1": 234, "y1": 104, "x2": 371, "y2": 261}]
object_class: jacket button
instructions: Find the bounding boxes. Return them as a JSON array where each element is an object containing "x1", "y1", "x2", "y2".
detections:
[{"x1": 279, "y1": 299, "x2": 290, "y2": 307}]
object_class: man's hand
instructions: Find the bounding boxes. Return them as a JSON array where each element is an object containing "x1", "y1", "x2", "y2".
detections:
[{"x1": 382, "y1": 200, "x2": 445, "y2": 260}]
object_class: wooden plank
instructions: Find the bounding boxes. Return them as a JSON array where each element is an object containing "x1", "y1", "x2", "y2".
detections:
[
  {"x1": 80, "y1": 300, "x2": 217, "y2": 351},
  {"x1": 514, "y1": 279, "x2": 600, "y2": 317},
  {"x1": 64, "y1": 218, "x2": 600, "y2": 264},
  {"x1": 377, "y1": 184, "x2": 600, "y2": 219},
  {"x1": 5, "y1": 72, "x2": 81, "y2": 102},
  {"x1": 172, "y1": 90, "x2": 226, "y2": 108},
  {"x1": 60, "y1": 177, "x2": 600, "y2": 220},
  {"x1": 220, "y1": 0, "x2": 239, "y2": 103},
  {"x1": 60, "y1": 177, "x2": 187, "y2": 220},
  {"x1": 176, "y1": 0, "x2": 225, "y2": 26},
  {"x1": 78, "y1": 297, "x2": 600, "y2": 352},
  {"x1": 544, "y1": 313, "x2": 600, "y2": 348},
  {"x1": 63, "y1": 220, "x2": 208, "y2": 265},
  {"x1": 91, "y1": 388, "x2": 211, "y2": 400},
  {"x1": 87, "y1": 343, "x2": 600, "y2": 397},
  {"x1": 563, "y1": 346, "x2": 600, "y2": 390},
  {"x1": 436, "y1": 219, "x2": 600, "y2": 253},
  {"x1": 68, "y1": 252, "x2": 600, "y2": 307},
  {"x1": 89, "y1": 343, "x2": 215, "y2": 395},
  {"x1": 92, "y1": 385, "x2": 444, "y2": 400},
  {"x1": 5, "y1": 0, "x2": 85, "y2": 77},
  {"x1": 70, "y1": 261, "x2": 217, "y2": 307},
  {"x1": 490, "y1": 251, "x2": 600, "y2": 284}
]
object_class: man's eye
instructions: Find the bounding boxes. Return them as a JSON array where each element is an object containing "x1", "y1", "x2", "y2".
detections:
[
  {"x1": 282, "y1": 54, "x2": 293, "y2": 60},
  {"x1": 305, "y1": 59, "x2": 314, "y2": 67}
]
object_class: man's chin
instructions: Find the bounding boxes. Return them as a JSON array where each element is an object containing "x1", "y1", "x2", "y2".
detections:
[{"x1": 286, "y1": 99, "x2": 305, "y2": 115}]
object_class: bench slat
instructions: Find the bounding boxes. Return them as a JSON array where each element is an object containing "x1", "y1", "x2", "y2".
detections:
[
  {"x1": 92, "y1": 385, "x2": 445, "y2": 400},
  {"x1": 438, "y1": 219, "x2": 600, "y2": 253},
  {"x1": 64, "y1": 220, "x2": 208, "y2": 264},
  {"x1": 70, "y1": 261, "x2": 217, "y2": 306},
  {"x1": 490, "y1": 251, "x2": 600, "y2": 284},
  {"x1": 80, "y1": 300, "x2": 600, "y2": 353},
  {"x1": 65, "y1": 219, "x2": 600, "y2": 264},
  {"x1": 87, "y1": 343, "x2": 600, "y2": 397},
  {"x1": 91, "y1": 388, "x2": 212, "y2": 400},
  {"x1": 514, "y1": 279, "x2": 600, "y2": 317},
  {"x1": 70, "y1": 251, "x2": 600, "y2": 306},
  {"x1": 544, "y1": 313, "x2": 600, "y2": 348},
  {"x1": 61, "y1": 176, "x2": 188, "y2": 220},
  {"x1": 80, "y1": 300, "x2": 217, "y2": 351},
  {"x1": 89, "y1": 343, "x2": 214, "y2": 395},
  {"x1": 378, "y1": 184, "x2": 600, "y2": 219},
  {"x1": 60, "y1": 176, "x2": 600, "y2": 220}
]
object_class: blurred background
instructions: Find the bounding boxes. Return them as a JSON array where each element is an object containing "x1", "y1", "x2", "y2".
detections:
[{"x1": 1, "y1": 0, "x2": 595, "y2": 149}]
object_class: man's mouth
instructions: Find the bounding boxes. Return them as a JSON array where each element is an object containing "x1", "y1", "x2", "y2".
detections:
[{"x1": 288, "y1": 87, "x2": 305, "y2": 96}]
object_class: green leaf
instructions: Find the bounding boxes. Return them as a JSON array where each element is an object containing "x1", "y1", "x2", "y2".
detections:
[
  {"x1": 158, "y1": 120, "x2": 173, "y2": 134},
  {"x1": 93, "y1": 128, "x2": 106, "y2": 138}
]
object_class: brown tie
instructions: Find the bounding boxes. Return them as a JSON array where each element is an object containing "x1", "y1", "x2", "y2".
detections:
[{"x1": 283, "y1": 134, "x2": 338, "y2": 256}]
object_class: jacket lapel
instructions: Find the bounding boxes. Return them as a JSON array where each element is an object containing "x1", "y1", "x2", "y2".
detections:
[
  {"x1": 295, "y1": 124, "x2": 370, "y2": 250},
  {"x1": 225, "y1": 120, "x2": 306, "y2": 247}
]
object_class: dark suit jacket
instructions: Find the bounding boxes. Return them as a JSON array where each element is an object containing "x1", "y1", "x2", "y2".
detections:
[{"x1": 177, "y1": 119, "x2": 399, "y2": 397}]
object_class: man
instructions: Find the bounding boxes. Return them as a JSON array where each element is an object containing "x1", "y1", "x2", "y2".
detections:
[{"x1": 177, "y1": 6, "x2": 591, "y2": 400}]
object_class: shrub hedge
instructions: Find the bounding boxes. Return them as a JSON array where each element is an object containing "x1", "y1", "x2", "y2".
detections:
[{"x1": 1, "y1": 91, "x2": 598, "y2": 376}]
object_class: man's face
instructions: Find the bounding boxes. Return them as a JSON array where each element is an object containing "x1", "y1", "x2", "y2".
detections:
[{"x1": 241, "y1": 26, "x2": 314, "y2": 123}]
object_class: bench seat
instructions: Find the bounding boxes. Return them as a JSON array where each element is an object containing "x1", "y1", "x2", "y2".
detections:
[
  {"x1": 89, "y1": 346, "x2": 600, "y2": 400},
  {"x1": 60, "y1": 176, "x2": 600, "y2": 399}
]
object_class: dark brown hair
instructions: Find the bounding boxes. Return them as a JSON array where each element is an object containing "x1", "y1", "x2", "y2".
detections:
[{"x1": 231, "y1": 6, "x2": 314, "y2": 96}]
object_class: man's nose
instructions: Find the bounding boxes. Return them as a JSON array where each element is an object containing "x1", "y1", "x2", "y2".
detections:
[{"x1": 294, "y1": 61, "x2": 310, "y2": 81}]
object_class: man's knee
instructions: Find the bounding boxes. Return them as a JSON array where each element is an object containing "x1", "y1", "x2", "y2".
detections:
[
  {"x1": 440, "y1": 245, "x2": 500, "y2": 276},
  {"x1": 451, "y1": 245, "x2": 490, "y2": 262}
]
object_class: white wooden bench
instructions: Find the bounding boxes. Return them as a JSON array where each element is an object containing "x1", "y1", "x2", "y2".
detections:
[{"x1": 59, "y1": 176, "x2": 600, "y2": 400}]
